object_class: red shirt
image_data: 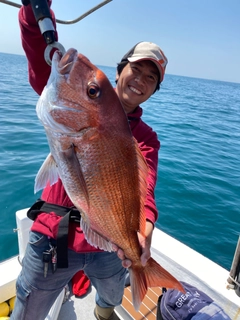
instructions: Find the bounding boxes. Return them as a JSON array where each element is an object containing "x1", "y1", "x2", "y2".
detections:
[{"x1": 18, "y1": 4, "x2": 160, "y2": 253}]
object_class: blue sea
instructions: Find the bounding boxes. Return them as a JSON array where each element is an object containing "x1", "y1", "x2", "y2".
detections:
[{"x1": 0, "y1": 52, "x2": 239, "y2": 271}]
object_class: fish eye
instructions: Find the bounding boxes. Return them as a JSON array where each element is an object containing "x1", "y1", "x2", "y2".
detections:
[{"x1": 87, "y1": 83, "x2": 100, "y2": 99}]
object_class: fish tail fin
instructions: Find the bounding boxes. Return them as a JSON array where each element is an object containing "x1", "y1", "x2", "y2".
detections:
[{"x1": 129, "y1": 257, "x2": 184, "y2": 311}]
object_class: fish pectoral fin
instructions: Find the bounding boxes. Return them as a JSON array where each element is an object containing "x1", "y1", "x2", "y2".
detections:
[
  {"x1": 62, "y1": 144, "x2": 89, "y2": 207},
  {"x1": 80, "y1": 218, "x2": 113, "y2": 252},
  {"x1": 34, "y1": 153, "x2": 59, "y2": 193}
]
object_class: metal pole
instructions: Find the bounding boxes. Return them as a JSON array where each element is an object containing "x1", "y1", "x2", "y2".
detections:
[{"x1": 227, "y1": 235, "x2": 240, "y2": 296}]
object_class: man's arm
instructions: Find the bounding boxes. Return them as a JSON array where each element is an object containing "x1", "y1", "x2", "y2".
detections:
[{"x1": 18, "y1": 1, "x2": 58, "y2": 95}]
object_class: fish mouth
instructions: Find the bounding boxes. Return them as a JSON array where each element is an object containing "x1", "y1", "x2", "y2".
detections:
[
  {"x1": 53, "y1": 48, "x2": 79, "y2": 75},
  {"x1": 51, "y1": 48, "x2": 85, "y2": 114},
  {"x1": 52, "y1": 105, "x2": 81, "y2": 113},
  {"x1": 38, "y1": 48, "x2": 90, "y2": 135},
  {"x1": 38, "y1": 48, "x2": 83, "y2": 134}
]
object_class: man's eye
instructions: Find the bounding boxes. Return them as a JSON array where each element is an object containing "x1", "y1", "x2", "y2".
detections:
[
  {"x1": 148, "y1": 75, "x2": 156, "y2": 81},
  {"x1": 132, "y1": 65, "x2": 139, "y2": 72}
]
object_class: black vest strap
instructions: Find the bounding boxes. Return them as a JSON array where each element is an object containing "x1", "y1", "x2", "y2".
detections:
[
  {"x1": 57, "y1": 212, "x2": 70, "y2": 268},
  {"x1": 27, "y1": 199, "x2": 81, "y2": 222},
  {"x1": 27, "y1": 199, "x2": 81, "y2": 268}
]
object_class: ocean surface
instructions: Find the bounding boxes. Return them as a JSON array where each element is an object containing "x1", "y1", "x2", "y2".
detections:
[{"x1": 0, "y1": 52, "x2": 239, "y2": 271}]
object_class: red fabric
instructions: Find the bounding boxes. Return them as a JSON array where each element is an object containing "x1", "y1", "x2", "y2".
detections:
[
  {"x1": 72, "y1": 270, "x2": 91, "y2": 297},
  {"x1": 19, "y1": 4, "x2": 160, "y2": 253}
]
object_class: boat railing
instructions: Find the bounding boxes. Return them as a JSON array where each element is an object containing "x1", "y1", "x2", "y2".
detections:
[{"x1": 0, "y1": 0, "x2": 113, "y2": 25}]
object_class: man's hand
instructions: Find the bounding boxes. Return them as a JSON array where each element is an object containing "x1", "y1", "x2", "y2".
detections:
[{"x1": 113, "y1": 221, "x2": 154, "y2": 268}]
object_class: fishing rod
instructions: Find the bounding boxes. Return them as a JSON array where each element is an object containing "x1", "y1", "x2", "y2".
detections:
[{"x1": 0, "y1": 0, "x2": 112, "y2": 64}]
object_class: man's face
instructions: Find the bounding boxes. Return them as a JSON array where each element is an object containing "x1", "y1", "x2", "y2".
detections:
[{"x1": 115, "y1": 60, "x2": 159, "y2": 114}]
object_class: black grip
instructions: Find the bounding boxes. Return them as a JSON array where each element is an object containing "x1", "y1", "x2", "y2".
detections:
[
  {"x1": 29, "y1": 0, "x2": 51, "y2": 22},
  {"x1": 21, "y1": 0, "x2": 30, "y2": 5}
]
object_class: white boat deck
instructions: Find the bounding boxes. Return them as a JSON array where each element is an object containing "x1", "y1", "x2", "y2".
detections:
[
  {"x1": 58, "y1": 227, "x2": 240, "y2": 319},
  {"x1": 57, "y1": 285, "x2": 98, "y2": 320},
  {"x1": 0, "y1": 209, "x2": 239, "y2": 319}
]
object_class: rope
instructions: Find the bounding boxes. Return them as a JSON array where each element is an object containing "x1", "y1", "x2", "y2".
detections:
[{"x1": 228, "y1": 275, "x2": 240, "y2": 288}]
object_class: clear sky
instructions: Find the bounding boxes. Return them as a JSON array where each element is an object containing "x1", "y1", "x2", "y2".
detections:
[{"x1": 0, "y1": 0, "x2": 239, "y2": 83}]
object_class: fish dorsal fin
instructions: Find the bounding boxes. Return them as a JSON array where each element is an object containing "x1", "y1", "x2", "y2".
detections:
[
  {"x1": 80, "y1": 218, "x2": 113, "y2": 252},
  {"x1": 134, "y1": 138, "x2": 149, "y2": 236},
  {"x1": 34, "y1": 153, "x2": 59, "y2": 193}
]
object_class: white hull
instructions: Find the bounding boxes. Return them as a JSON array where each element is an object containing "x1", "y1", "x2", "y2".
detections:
[{"x1": 0, "y1": 209, "x2": 239, "y2": 319}]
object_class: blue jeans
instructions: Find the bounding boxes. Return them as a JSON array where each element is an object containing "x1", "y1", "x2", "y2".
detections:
[{"x1": 10, "y1": 231, "x2": 127, "y2": 320}]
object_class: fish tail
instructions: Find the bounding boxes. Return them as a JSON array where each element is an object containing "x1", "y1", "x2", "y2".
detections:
[{"x1": 129, "y1": 257, "x2": 184, "y2": 311}]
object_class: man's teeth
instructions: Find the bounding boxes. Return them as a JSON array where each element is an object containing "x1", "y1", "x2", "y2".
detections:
[{"x1": 129, "y1": 86, "x2": 141, "y2": 95}]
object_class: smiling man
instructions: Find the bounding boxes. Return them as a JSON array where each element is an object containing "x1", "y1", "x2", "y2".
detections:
[{"x1": 113, "y1": 42, "x2": 168, "y2": 280}]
